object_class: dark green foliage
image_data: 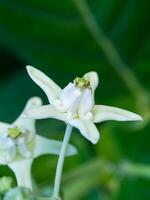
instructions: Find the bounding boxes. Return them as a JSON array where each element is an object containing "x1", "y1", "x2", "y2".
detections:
[{"x1": 0, "y1": 0, "x2": 149, "y2": 199}]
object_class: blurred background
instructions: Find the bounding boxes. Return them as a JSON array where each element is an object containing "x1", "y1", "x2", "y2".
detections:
[{"x1": 0, "y1": 0, "x2": 150, "y2": 199}]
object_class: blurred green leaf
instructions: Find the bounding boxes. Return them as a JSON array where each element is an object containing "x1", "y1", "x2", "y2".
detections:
[{"x1": 0, "y1": 0, "x2": 149, "y2": 199}]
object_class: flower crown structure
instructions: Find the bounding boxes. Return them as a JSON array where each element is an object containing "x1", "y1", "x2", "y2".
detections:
[{"x1": 25, "y1": 66, "x2": 142, "y2": 144}]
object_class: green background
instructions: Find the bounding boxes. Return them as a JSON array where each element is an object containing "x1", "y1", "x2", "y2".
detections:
[{"x1": 0, "y1": 0, "x2": 150, "y2": 199}]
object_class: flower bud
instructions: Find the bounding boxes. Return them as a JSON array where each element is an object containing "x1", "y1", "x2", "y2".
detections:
[{"x1": 0, "y1": 176, "x2": 14, "y2": 194}]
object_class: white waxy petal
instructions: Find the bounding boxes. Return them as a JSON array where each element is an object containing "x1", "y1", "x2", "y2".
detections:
[
  {"x1": 13, "y1": 97, "x2": 42, "y2": 134},
  {"x1": 6, "y1": 139, "x2": 16, "y2": 163},
  {"x1": 84, "y1": 71, "x2": 99, "y2": 93},
  {"x1": 17, "y1": 137, "x2": 32, "y2": 158},
  {"x1": 0, "y1": 136, "x2": 16, "y2": 164},
  {"x1": 6, "y1": 146, "x2": 16, "y2": 163},
  {"x1": 24, "y1": 105, "x2": 67, "y2": 122},
  {"x1": 69, "y1": 119, "x2": 100, "y2": 144},
  {"x1": 78, "y1": 88, "x2": 94, "y2": 119},
  {"x1": 34, "y1": 135, "x2": 77, "y2": 157},
  {"x1": 23, "y1": 97, "x2": 42, "y2": 111},
  {"x1": 93, "y1": 105, "x2": 143, "y2": 123},
  {"x1": 27, "y1": 66, "x2": 62, "y2": 104},
  {"x1": 0, "y1": 136, "x2": 9, "y2": 150},
  {"x1": 8, "y1": 159, "x2": 33, "y2": 190},
  {"x1": 59, "y1": 83, "x2": 82, "y2": 113},
  {"x1": 0, "y1": 122, "x2": 9, "y2": 135},
  {"x1": 21, "y1": 129, "x2": 34, "y2": 144}
]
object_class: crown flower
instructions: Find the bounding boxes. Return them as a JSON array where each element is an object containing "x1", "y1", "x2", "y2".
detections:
[
  {"x1": 25, "y1": 66, "x2": 143, "y2": 199},
  {"x1": 25, "y1": 66, "x2": 143, "y2": 144},
  {"x1": 0, "y1": 97, "x2": 77, "y2": 190}
]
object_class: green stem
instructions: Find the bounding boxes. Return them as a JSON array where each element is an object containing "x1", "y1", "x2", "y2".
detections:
[{"x1": 52, "y1": 124, "x2": 73, "y2": 199}]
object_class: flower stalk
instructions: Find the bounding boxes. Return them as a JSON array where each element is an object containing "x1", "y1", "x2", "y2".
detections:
[{"x1": 52, "y1": 124, "x2": 73, "y2": 199}]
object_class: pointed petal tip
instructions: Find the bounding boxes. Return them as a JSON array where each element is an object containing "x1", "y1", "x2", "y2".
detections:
[
  {"x1": 123, "y1": 111, "x2": 144, "y2": 121},
  {"x1": 34, "y1": 135, "x2": 78, "y2": 157},
  {"x1": 26, "y1": 65, "x2": 61, "y2": 104},
  {"x1": 132, "y1": 114, "x2": 143, "y2": 121},
  {"x1": 90, "y1": 134, "x2": 100, "y2": 144},
  {"x1": 26, "y1": 65, "x2": 38, "y2": 77},
  {"x1": 67, "y1": 144, "x2": 78, "y2": 156},
  {"x1": 70, "y1": 119, "x2": 100, "y2": 145},
  {"x1": 26, "y1": 66, "x2": 36, "y2": 79},
  {"x1": 93, "y1": 105, "x2": 144, "y2": 123},
  {"x1": 26, "y1": 65, "x2": 34, "y2": 71}
]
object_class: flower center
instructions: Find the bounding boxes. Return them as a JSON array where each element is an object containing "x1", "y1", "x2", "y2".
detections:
[
  {"x1": 54, "y1": 77, "x2": 94, "y2": 121},
  {"x1": 0, "y1": 127, "x2": 34, "y2": 164},
  {"x1": 73, "y1": 77, "x2": 90, "y2": 89},
  {"x1": 8, "y1": 127, "x2": 21, "y2": 139}
]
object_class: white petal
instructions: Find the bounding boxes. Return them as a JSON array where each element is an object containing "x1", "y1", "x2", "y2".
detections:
[
  {"x1": 78, "y1": 88, "x2": 94, "y2": 118},
  {"x1": 27, "y1": 65, "x2": 61, "y2": 104},
  {"x1": 24, "y1": 105, "x2": 67, "y2": 122},
  {"x1": 13, "y1": 97, "x2": 42, "y2": 133},
  {"x1": 6, "y1": 139, "x2": 16, "y2": 163},
  {"x1": 59, "y1": 83, "x2": 82, "y2": 113},
  {"x1": 6, "y1": 146, "x2": 16, "y2": 163},
  {"x1": 8, "y1": 159, "x2": 33, "y2": 190},
  {"x1": 34, "y1": 135, "x2": 77, "y2": 157},
  {"x1": 0, "y1": 138, "x2": 15, "y2": 165},
  {"x1": 93, "y1": 105, "x2": 143, "y2": 123},
  {"x1": 0, "y1": 137, "x2": 9, "y2": 150},
  {"x1": 69, "y1": 119, "x2": 100, "y2": 144},
  {"x1": 17, "y1": 138, "x2": 32, "y2": 158},
  {"x1": 0, "y1": 122, "x2": 9, "y2": 134},
  {"x1": 84, "y1": 71, "x2": 99, "y2": 93}
]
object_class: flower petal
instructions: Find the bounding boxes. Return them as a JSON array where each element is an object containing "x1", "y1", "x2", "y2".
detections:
[
  {"x1": 0, "y1": 122, "x2": 9, "y2": 134},
  {"x1": 17, "y1": 138, "x2": 32, "y2": 159},
  {"x1": 93, "y1": 105, "x2": 143, "y2": 123},
  {"x1": 8, "y1": 159, "x2": 33, "y2": 190},
  {"x1": 69, "y1": 119, "x2": 100, "y2": 144},
  {"x1": 59, "y1": 83, "x2": 82, "y2": 113},
  {"x1": 27, "y1": 65, "x2": 61, "y2": 104},
  {"x1": 13, "y1": 97, "x2": 42, "y2": 133},
  {"x1": 78, "y1": 88, "x2": 94, "y2": 119},
  {"x1": 34, "y1": 135, "x2": 77, "y2": 157},
  {"x1": 24, "y1": 105, "x2": 67, "y2": 122},
  {"x1": 84, "y1": 71, "x2": 99, "y2": 93}
]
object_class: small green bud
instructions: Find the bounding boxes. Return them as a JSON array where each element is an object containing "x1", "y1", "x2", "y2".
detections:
[
  {"x1": 8, "y1": 127, "x2": 21, "y2": 138},
  {"x1": 0, "y1": 176, "x2": 14, "y2": 194},
  {"x1": 74, "y1": 77, "x2": 90, "y2": 89}
]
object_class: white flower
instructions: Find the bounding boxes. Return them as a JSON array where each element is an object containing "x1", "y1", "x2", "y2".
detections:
[
  {"x1": 0, "y1": 97, "x2": 77, "y2": 189},
  {"x1": 25, "y1": 66, "x2": 143, "y2": 144}
]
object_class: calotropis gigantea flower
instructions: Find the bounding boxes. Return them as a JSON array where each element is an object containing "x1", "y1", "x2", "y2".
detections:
[
  {"x1": 0, "y1": 97, "x2": 77, "y2": 190},
  {"x1": 25, "y1": 66, "x2": 143, "y2": 144}
]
